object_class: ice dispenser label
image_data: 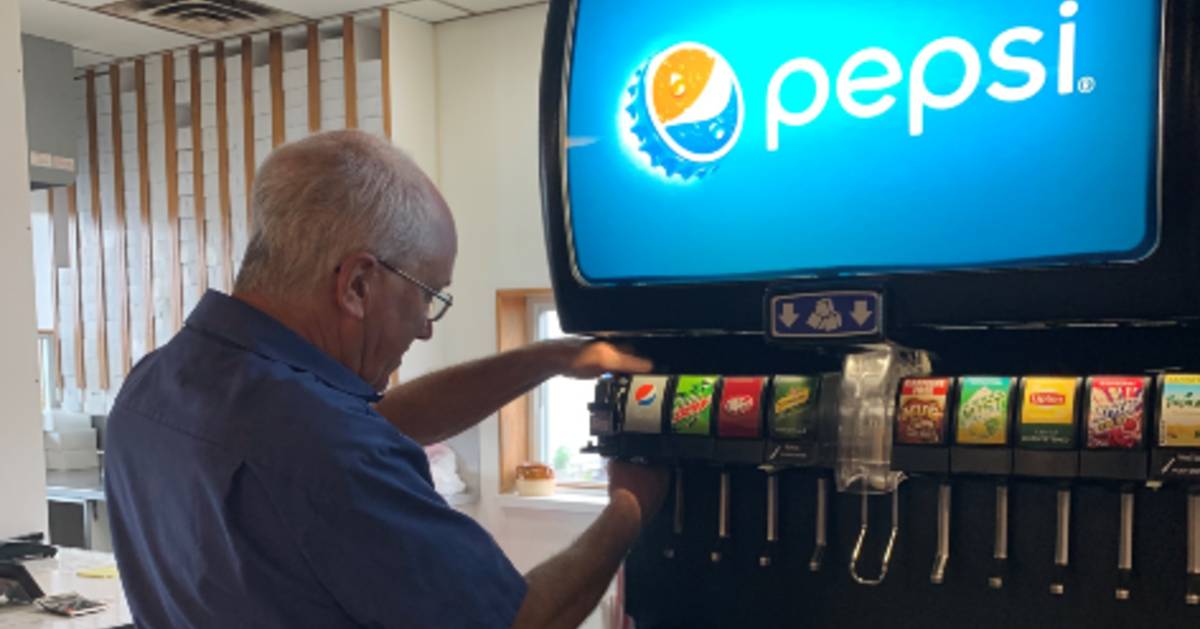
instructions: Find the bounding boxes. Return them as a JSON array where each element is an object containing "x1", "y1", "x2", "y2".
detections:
[
  {"x1": 1086, "y1": 376, "x2": 1147, "y2": 449},
  {"x1": 769, "y1": 376, "x2": 819, "y2": 440},
  {"x1": 1160, "y1": 375, "x2": 1200, "y2": 448},
  {"x1": 1019, "y1": 377, "x2": 1079, "y2": 449},
  {"x1": 896, "y1": 378, "x2": 950, "y2": 445},
  {"x1": 624, "y1": 375, "x2": 669, "y2": 434},
  {"x1": 717, "y1": 377, "x2": 766, "y2": 438},
  {"x1": 672, "y1": 376, "x2": 718, "y2": 435},
  {"x1": 956, "y1": 376, "x2": 1013, "y2": 446}
]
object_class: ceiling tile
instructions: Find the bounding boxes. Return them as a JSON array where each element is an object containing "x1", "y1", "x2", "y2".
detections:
[
  {"x1": 257, "y1": 0, "x2": 391, "y2": 19},
  {"x1": 391, "y1": 1, "x2": 468, "y2": 23},
  {"x1": 73, "y1": 48, "x2": 116, "y2": 68},
  {"x1": 437, "y1": 0, "x2": 541, "y2": 14},
  {"x1": 20, "y1": 0, "x2": 202, "y2": 59}
]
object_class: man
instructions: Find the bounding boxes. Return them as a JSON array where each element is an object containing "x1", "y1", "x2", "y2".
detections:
[{"x1": 105, "y1": 130, "x2": 667, "y2": 628}]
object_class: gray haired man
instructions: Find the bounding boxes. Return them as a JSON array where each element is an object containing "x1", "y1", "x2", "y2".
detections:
[{"x1": 105, "y1": 129, "x2": 666, "y2": 629}]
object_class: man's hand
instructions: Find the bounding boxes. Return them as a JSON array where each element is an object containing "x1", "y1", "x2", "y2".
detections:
[
  {"x1": 608, "y1": 460, "x2": 669, "y2": 527},
  {"x1": 544, "y1": 338, "x2": 653, "y2": 379}
]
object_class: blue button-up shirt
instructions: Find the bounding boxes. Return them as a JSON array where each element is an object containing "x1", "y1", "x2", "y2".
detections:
[{"x1": 105, "y1": 291, "x2": 526, "y2": 628}]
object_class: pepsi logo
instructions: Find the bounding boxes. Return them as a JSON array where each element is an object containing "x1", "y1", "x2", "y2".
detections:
[
  {"x1": 634, "y1": 384, "x2": 658, "y2": 406},
  {"x1": 624, "y1": 42, "x2": 744, "y2": 180}
]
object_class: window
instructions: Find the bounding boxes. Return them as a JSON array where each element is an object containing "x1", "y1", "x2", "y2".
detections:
[{"x1": 528, "y1": 298, "x2": 605, "y2": 485}]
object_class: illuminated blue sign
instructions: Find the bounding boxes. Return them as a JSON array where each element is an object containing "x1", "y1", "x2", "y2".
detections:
[{"x1": 564, "y1": 0, "x2": 1161, "y2": 284}]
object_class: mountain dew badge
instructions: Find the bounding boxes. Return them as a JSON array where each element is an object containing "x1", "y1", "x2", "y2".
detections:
[{"x1": 671, "y1": 375, "x2": 718, "y2": 435}]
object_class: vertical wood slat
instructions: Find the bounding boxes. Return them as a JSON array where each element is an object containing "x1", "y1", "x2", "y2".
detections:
[
  {"x1": 241, "y1": 37, "x2": 255, "y2": 236},
  {"x1": 343, "y1": 16, "x2": 358, "y2": 129},
  {"x1": 109, "y1": 65, "x2": 131, "y2": 376},
  {"x1": 215, "y1": 42, "x2": 233, "y2": 291},
  {"x1": 381, "y1": 9, "x2": 392, "y2": 139},
  {"x1": 85, "y1": 70, "x2": 110, "y2": 390},
  {"x1": 307, "y1": 23, "x2": 321, "y2": 133},
  {"x1": 190, "y1": 47, "x2": 208, "y2": 294},
  {"x1": 163, "y1": 53, "x2": 183, "y2": 331},
  {"x1": 68, "y1": 186, "x2": 85, "y2": 389},
  {"x1": 48, "y1": 191, "x2": 63, "y2": 392},
  {"x1": 135, "y1": 59, "x2": 154, "y2": 350},
  {"x1": 269, "y1": 32, "x2": 285, "y2": 147}
]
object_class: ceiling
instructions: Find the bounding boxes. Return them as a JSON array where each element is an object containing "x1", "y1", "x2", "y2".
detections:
[{"x1": 20, "y1": 0, "x2": 546, "y2": 68}]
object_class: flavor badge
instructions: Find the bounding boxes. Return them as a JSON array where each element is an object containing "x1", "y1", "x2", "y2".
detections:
[
  {"x1": 1019, "y1": 377, "x2": 1080, "y2": 449},
  {"x1": 623, "y1": 375, "x2": 669, "y2": 434},
  {"x1": 671, "y1": 375, "x2": 718, "y2": 435},
  {"x1": 769, "y1": 376, "x2": 819, "y2": 440},
  {"x1": 955, "y1": 376, "x2": 1014, "y2": 446},
  {"x1": 1160, "y1": 374, "x2": 1200, "y2": 448},
  {"x1": 717, "y1": 377, "x2": 766, "y2": 438},
  {"x1": 1086, "y1": 376, "x2": 1148, "y2": 450},
  {"x1": 896, "y1": 378, "x2": 951, "y2": 445}
]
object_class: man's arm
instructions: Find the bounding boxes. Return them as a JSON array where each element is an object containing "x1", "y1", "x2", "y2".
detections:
[
  {"x1": 511, "y1": 462, "x2": 668, "y2": 629},
  {"x1": 374, "y1": 339, "x2": 651, "y2": 445}
]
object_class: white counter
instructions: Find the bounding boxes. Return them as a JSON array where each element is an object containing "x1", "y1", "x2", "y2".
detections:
[{"x1": 0, "y1": 548, "x2": 131, "y2": 628}]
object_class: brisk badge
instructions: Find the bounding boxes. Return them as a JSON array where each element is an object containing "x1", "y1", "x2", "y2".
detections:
[
  {"x1": 896, "y1": 378, "x2": 951, "y2": 445},
  {"x1": 717, "y1": 377, "x2": 766, "y2": 438},
  {"x1": 1086, "y1": 376, "x2": 1148, "y2": 450}
]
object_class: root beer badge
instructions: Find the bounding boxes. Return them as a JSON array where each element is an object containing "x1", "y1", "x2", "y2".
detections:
[
  {"x1": 1159, "y1": 374, "x2": 1200, "y2": 448},
  {"x1": 956, "y1": 377, "x2": 1014, "y2": 446},
  {"x1": 1019, "y1": 377, "x2": 1081, "y2": 449},
  {"x1": 769, "y1": 376, "x2": 820, "y2": 440},
  {"x1": 624, "y1": 375, "x2": 669, "y2": 434},
  {"x1": 1086, "y1": 376, "x2": 1149, "y2": 450},
  {"x1": 717, "y1": 377, "x2": 766, "y2": 438},
  {"x1": 896, "y1": 378, "x2": 952, "y2": 445},
  {"x1": 672, "y1": 375, "x2": 718, "y2": 436}
]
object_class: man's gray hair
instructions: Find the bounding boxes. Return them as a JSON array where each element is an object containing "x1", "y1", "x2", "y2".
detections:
[{"x1": 234, "y1": 130, "x2": 442, "y2": 296}]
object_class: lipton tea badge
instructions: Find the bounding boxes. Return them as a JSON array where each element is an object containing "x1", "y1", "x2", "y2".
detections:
[
  {"x1": 671, "y1": 375, "x2": 718, "y2": 435},
  {"x1": 769, "y1": 376, "x2": 820, "y2": 440},
  {"x1": 717, "y1": 377, "x2": 766, "y2": 438},
  {"x1": 896, "y1": 378, "x2": 951, "y2": 445},
  {"x1": 1019, "y1": 377, "x2": 1080, "y2": 449},
  {"x1": 1086, "y1": 376, "x2": 1148, "y2": 450},
  {"x1": 955, "y1": 376, "x2": 1014, "y2": 446},
  {"x1": 1160, "y1": 374, "x2": 1200, "y2": 448}
]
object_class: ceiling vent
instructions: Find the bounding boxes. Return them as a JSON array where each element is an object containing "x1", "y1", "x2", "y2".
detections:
[{"x1": 97, "y1": 0, "x2": 302, "y2": 37}]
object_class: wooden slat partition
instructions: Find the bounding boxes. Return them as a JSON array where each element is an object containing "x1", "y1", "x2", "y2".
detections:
[
  {"x1": 109, "y1": 64, "x2": 131, "y2": 375},
  {"x1": 68, "y1": 186, "x2": 85, "y2": 389},
  {"x1": 269, "y1": 32, "x2": 284, "y2": 147},
  {"x1": 85, "y1": 70, "x2": 110, "y2": 390},
  {"x1": 135, "y1": 59, "x2": 154, "y2": 350},
  {"x1": 307, "y1": 23, "x2": 321, "y2": 133},
  {"x1": 241, "y1": 37, "x2": 255, "y2": 236},
  {"x1": 343, "y1": 16, "x2": 357, "y2": 129},
  {"x1": 215, "y1": 42, "x2": 233, "y2": 291},
  {"x1": 163, "y1": 53, "x2": 183, "y2": 331},
  {"x1": 190, "y1": 47, "x2": 208, "y2": 294},
  {"x1": 381, "y1": 9, "x2": 392, "y2": 138}
]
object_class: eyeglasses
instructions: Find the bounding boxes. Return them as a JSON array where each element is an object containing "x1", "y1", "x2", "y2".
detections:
[{"x1": 371, "y1": 256, "x2": 454, "y2": 322}]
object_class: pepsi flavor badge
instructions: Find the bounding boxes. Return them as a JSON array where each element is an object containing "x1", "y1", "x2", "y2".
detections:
[
  {"x1": 717, "y1": 377, "x2": 766, "y2": 438},
  {"x1": 624, "y1": 375, "x2": 669, "y2": 434}
]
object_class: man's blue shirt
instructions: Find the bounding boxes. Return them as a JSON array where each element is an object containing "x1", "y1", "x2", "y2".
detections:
[{"x1": 105, "y1": 291, "x2": 526, "y2": 628}]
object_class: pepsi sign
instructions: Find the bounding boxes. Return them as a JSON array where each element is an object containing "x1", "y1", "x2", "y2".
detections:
[{"x1": 565, "y1": 0, "x2": 1161, "y2": 284}]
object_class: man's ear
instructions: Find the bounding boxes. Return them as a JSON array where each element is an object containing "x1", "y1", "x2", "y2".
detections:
[{"x1": 334, "y1": 252, "x2": 376, "y2": 320}]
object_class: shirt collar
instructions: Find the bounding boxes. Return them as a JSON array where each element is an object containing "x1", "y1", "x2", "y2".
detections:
[{"x1": 185, "y1": 290, "x2": 383, "y2": 402}]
